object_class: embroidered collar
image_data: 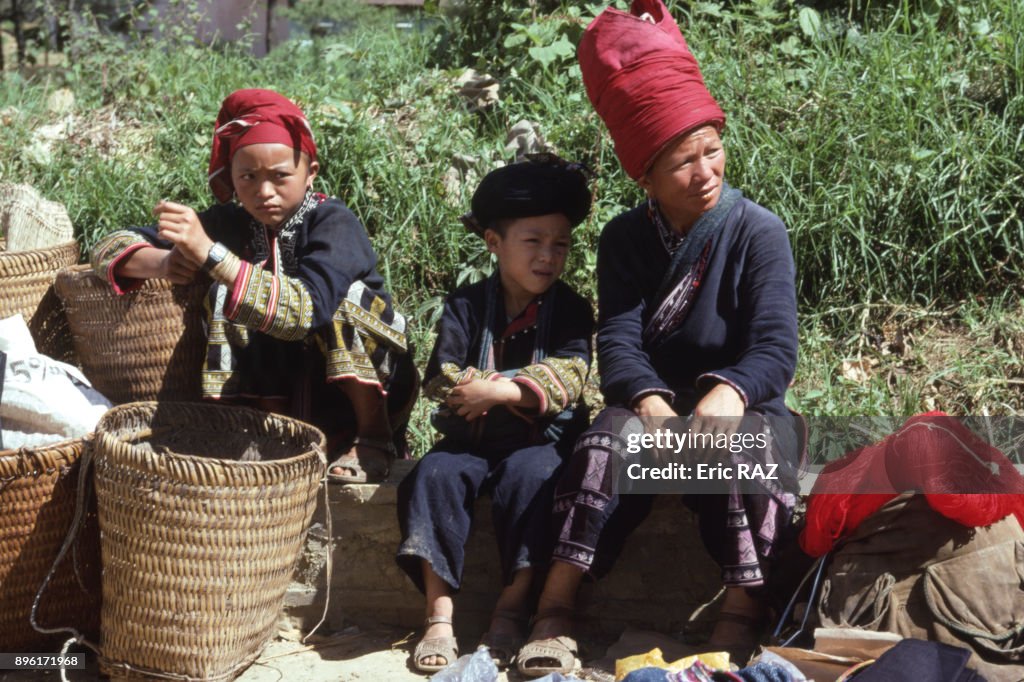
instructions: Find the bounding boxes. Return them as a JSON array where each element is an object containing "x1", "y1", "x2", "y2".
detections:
[
  {"x1": 247, "y1": 191, "x2": 325, "y2": 273},
  {"x1": 648, "y1": 199, "x2": 684, "y2": 256},
  {"x1": 501, "y1": 296, "x2": 541, "y2": 340}
]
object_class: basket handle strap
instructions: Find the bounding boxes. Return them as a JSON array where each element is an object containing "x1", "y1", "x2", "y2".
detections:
[
  {"x1": 30, "y1": 436, "x2": 101, "y2": 654},
  {"x1": 303, "y1": 444, "x2": 333, "y2": 644}
]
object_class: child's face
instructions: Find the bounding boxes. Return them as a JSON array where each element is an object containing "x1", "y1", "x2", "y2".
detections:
[
  {"x1": 485, "y1": 213, "x2": 571, "y2": 302},
  {"x1": 230, "y1": 143, "x2": 319, "y2": 228}
]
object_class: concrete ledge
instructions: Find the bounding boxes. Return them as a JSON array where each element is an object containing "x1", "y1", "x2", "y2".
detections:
[{"x1": 286, "y1": 460, "x2": 722, "y2": 641}]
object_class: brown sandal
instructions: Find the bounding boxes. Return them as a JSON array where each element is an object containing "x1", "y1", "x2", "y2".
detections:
[
  {"x1": 412, "y1": 615, "x2": 459, "y2": 673},
  {"x1": 326, "y1": 436, "x2": 396, "y2": 484},
  {"x1": 478, "y1": 609, "x2": 528, "y2": 669},
  {"x1": 516, "y1": 607, "x2": 578, "y2": 678},
  {"x1": 708, "y1": 610, "x2": 769, "y2": 667}
]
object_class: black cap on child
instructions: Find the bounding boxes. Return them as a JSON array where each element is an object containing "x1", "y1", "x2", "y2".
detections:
[{"x1": 461, "y1": 154, "x2": 592, "y2": 236}]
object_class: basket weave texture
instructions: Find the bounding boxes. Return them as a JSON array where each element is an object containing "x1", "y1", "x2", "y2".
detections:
[
  {"x1": 0, "y1": 240, "x2": 79, "y2": 360},
  {"x1": 92, "y1": 402, "x2": 326, "y2": 681},
  {"x1": 0, "y1": 439, "x2": 101, "y2": 651},
  {"x1": 0, "y1": 183, "x2": 75, "y2": 252},
  {"x1": 54, "y1": 265, "x2": 208, "y2": 404}
]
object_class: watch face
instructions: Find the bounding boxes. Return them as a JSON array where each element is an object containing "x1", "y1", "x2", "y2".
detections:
[{"x1": 204, "y1": 242, "x2": 228, "y2": 271}]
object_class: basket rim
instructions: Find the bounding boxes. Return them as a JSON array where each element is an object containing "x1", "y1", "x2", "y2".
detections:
[
  {"x1": 94, "y1": 401, "x2": 326, "y2": 471},
  {"x1": 0, "y1": 436, "x2": 87, "y2": 473},
  {"x1": 0, "y1": 239, "x2": 79, "y2": 259},
  {"x1": 55, "y1": 262, "x2": 212, "y2": 293},
  {"x1": 0, "y1": 436, "x2": 86, "y2": 456}
]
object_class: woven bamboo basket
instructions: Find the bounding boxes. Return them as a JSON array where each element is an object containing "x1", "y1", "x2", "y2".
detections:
[
  {"x1": 92, "y1": 402, "x2": 326, "y2": 681},
  {"x1": 0, "y1": 240, "x2": 79, "y2": 361},
  {"x1": 0, "y1": 439, "x2": 101, "y2": 651},
  {"x1": 54, "y1": 265, "x2": 209, "y2": 404}
]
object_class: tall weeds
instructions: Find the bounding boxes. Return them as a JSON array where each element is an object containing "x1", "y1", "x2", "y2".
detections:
[{"x1": 0, "y1": 0, "x2": 1021, "y2": 430}]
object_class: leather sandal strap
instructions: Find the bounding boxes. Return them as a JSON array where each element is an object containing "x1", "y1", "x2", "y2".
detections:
[
  {"x1": 717, "y1": 610, "x2": 768, "y2": 628},
  {"x1": 352, "y1": 435, "x2": 398, "y2": 458},
  {"x1": 530, "y1": 606, "x2": 575, "y2": 627}
]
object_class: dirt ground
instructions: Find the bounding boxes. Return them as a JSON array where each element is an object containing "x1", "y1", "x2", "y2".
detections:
[
  {"x1": 0, "y1": 626, "x2": 617, "y2": 681},
  {"x1": 238, "y1": 629, "x2": 470, "y2": 682},
  {"x1": 0, "y1": 630, "x2": 466, "y2": 681}
]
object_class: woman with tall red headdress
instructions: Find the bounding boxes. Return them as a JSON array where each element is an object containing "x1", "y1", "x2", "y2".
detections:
[
  {"x1": 516, "y1": 1, "x2": 802, "y2": 676},
  {"x1": 90, "y1": 89, "x2": 418, "y2": 481}
]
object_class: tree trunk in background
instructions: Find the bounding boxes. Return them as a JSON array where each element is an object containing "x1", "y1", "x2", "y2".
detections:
[
  {"x1": 266, "y1": 0, "x2": 276, "y2": 56},
  {"x1": 12, "y1": 0, "x2": 25, "y2": 66}
]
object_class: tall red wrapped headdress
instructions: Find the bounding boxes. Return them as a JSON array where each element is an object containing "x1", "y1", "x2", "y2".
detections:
[
  {"x1": 578, "y1": 0, "x2": 725, "y2": 179},
  {"x1": 207, "y1": 89, "x2": 317, "y2": 204}
]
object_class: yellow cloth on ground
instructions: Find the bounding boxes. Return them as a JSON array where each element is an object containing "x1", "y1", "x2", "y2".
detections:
[{"x1": 615, "y1": 647, "x2": 731, "y2": 681}]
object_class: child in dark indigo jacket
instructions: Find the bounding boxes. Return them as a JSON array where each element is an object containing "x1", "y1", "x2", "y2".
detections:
[
  {"x1": 90, "y1": 89, "x2": 416, "y2": 480},
  {"x1": 396, "y1": 156, "x2": 594, "y2": 673}
]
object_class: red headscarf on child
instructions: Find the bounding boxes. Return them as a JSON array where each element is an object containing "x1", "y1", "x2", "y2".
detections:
[
  {"x1": 578, "y1": 0, "x2": 725, "y2": 179},
  {"x1": 207, "y1": 89, "x2": 318, "y2": 203}
]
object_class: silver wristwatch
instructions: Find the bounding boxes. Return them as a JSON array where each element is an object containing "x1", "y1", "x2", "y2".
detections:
[{"x1": 202, "y1": 242, "x2": 230, "y2": 273}]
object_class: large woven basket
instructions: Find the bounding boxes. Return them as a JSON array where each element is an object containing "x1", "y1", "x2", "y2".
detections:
[
  {"x1": 0, "y1": 439, "x2": 101, "y2": 651},
  {"x1": 93, "y1": 402, "x2": 325, "y2": 681},
  {"x1": 54, "y1": 265, "x2": 208, "y2": 404},
  {"x1": 0, "y1": 183, "x2": 75, "y2": 252},
  {"x1": 0, "y1": 240, "x2": 79, "y2": 361}
]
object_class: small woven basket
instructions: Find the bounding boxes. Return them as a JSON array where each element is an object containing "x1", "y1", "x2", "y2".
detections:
[
  {"x1": 92, "y1": 402, "x2": 325, "y2": 681},
  {"x1": 0, "y1": 439, "x2": 101, "y2": 651},
  {"x1": 0, "y1": 240, "x2": 79, "y2": 360},
  {"x1": 54, "y1": 265, "x2": 208, "y2": 404}
]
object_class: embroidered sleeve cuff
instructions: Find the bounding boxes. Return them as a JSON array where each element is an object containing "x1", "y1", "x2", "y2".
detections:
[
  {"x1": 105, "y1": 242, "x2": 151, "y2": 294},
  {"x1": 630, "y1": 388, "x2": 676, "y2": 410},
  {"x1": 697, "y1": 372, "x2": 750, "y2": 407},
  {"x1": 89, "y1": 231, "x2": 151, "y2": 295},
  {"x1": 221, "y1": 255, "x2": 251, "y2": 320},
  {"x1": 220, "y1": 254, "x2": 314, "y2": 341},
  {"x1": 513, "y1": 356, "x2": 587, "y2": 418},
  {"x1": 511, "y1": 375, "x2": 549, "y2": 417}
]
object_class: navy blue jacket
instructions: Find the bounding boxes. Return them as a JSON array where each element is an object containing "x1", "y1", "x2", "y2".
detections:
[{"x1": 596, "y1": 197, "x2": 797, "y2": 416}]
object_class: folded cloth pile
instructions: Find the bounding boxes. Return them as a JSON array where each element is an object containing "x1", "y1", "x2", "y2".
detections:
[{"x1": 0, "y1": 314, "x2": 111, "y2": 449}]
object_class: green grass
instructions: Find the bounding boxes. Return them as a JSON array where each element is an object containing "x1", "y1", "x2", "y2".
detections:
[{"x1": 1, "y1": 0, "x2": 1022, "y2": 455}]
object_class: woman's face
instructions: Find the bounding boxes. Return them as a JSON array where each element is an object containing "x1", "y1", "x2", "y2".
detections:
[{"x1": 638, "y1": 125, "x2": 725, "y2": 233}]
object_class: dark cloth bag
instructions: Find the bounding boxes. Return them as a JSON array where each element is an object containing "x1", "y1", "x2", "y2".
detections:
[
  {"x1": 816, "y1": 494, "x2": 1024, "y2": 681},
  {"x1": 854, "y1": 639, "x2": 985, "y2": 682}
]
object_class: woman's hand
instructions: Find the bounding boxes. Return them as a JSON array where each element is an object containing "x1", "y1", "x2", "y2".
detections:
[
  {"x1": 632, "y1": 394, "x2": 679, "y2": 464},
  {"x1": 633, "y1": 393, "x2": 678, "y2": 419},
  {"x1": 159, "y1": 247, "x2": 201, "y2": 284},
  {"x1": 153, "y1": 200, "x2": 213, "y2": 266},
  {"x1": 691, "y1": 382, "x2": 744, "y2": 441}
]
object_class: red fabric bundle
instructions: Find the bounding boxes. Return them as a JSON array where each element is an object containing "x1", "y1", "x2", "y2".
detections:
[
  {"x1": 207, "y1": 89, "x2": 317, "y2": 203},
  {"x1": 800, "y1": 412, "x2": 1024, "y2": 557},
  {"x1": 577, "y1": 0, "x2": 725, "y2": 179}
]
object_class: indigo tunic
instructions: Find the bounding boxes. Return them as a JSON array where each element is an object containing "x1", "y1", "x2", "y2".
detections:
[
  {"x1": 397, "y1": 275, "x2": 593, "y2": 591},
  {"x1": 552, "y1": 196, "x2": 800, "y2": 587}
]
